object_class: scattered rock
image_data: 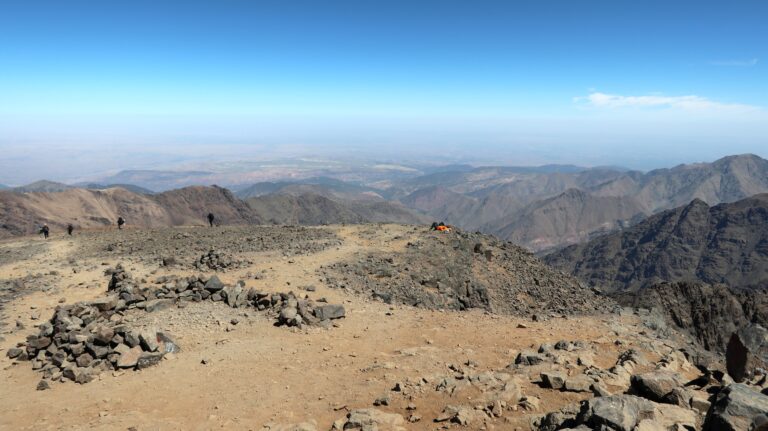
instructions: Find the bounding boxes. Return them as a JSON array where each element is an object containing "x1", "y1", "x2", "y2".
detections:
[
  {"x1": 630, "y1": 371, "x2": 685, "y2": 403},
  {"x1": 333, "y1": 408, "x2": 405, "y2": 431}
]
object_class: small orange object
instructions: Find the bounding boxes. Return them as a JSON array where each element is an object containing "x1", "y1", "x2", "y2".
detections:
[{"x1": 436, "y1": 225, "x2": 449, "y2": 232}]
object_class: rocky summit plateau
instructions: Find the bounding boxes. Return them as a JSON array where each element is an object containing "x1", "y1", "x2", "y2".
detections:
[{"x1": 1, "y1": 223, "x2": 767, "y2": 431}]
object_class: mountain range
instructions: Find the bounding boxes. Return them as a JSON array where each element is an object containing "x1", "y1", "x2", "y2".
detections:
[
  {"x1": 395, "y1": 154, "x2": 768, "y2": 251},
  {"x1": 0, "y1": 185, "x2": 427, "y2": 238},
  {"x1": 3, "y1": 154, "x2": 768, "y2": 253}
]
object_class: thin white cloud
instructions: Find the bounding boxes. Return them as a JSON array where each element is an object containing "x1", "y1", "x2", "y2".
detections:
[
  {"x1": 710, "y1": 58, "x2": 759, "y2": 67},
  {"x1": 575, "y1": 92, "x2": 762, "y2": 113}
]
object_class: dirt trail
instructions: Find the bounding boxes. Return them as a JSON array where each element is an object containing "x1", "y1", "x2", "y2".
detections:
[{"x1": 0, "y1": 225, "x2": 684, "y2": 431}]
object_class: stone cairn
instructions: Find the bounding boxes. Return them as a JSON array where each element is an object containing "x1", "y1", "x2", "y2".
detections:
[
  {"x1": 193, "y1": 249, "x2": 251, "y2": 271},
  {"x1": 6, "y1": 264, "x2": 345, "y2": 387}
]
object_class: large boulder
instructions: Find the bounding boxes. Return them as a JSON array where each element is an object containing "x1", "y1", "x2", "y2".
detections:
[
  {"x1": 314, "y1": 304, "x2": 345, "y2": 321},
  {"x1": 579, "y1": 395, "x2": 657, "y2": 431},
  {"x1": 222, "y1": 284, "x2": 244, "y2": 307},
  {"x1": 630, "y1": 371, "x2": 684, "y2": 403},
  {"x1": 541, "y1": 371, "x2": 566, "y2": 390},
  {"x1": 204, "y1": 275, "x2": 225, "y2": 292},
  {"x1": 144, "y1": 298, "x2": 174, "y2": 313},
  {"x1": 90, "y1": 296, "x2": 118, "y2": 312},
  {"x1": 726, "y1": 324, "x2": 768, "y2": 382},
  {"x1": 703, "y1": 383, "x2": 768, "y2": 431},
  {"x1": 116, "y1": 345, "x2": 143, "y2": 368}
]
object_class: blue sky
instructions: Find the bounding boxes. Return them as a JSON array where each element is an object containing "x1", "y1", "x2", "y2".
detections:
[{"x1": 0, "y1": 0, "x2": 767, "y2": 182}]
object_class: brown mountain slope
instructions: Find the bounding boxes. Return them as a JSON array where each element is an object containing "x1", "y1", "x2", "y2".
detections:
[
  {"x1": 0, "y1": 186, "x2": 261, "y2": 237},
  {"x1": 489, "y1": 189, "x2": 646, "y2": 252},
  {"x1": 0, "y1": 188, "x2": 168, "y2": 237},
  {"x1": 544, "y1": 193, "x2": 768, "y2": 291}
]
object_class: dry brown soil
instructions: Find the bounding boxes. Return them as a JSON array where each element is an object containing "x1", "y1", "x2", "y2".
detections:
[{"x1": 0, "y1": 225, "x2": 684, "y2": 430}]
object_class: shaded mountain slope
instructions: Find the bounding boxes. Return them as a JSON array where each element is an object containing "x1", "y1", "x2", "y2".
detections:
[
  {"x1": 245, "y1": 192, "x2": 429, "y2": 225},
  {"x1": 236, "y1": 177, "x2": 384, "y2": 201},
  {"x1": 245, "y1": 194, "x2": 365, "y2": 225},
  {"x1": 545, "y1": 193, "x2": 768, "y2": 291},
  {"x1": 348, "y1": 200, "x2": 431, "y2": 224},
  {"x1": 399, "y1": 186, "x2": 478, "y2": 225}
]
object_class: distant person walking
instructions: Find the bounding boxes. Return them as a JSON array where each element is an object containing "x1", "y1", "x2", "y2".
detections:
[
  {"x1": 40, "y1": 224, "x2": 50, "y2": 239},
  {"x1": 207, "y1": 212, "x2": 215, "y2": 227},
  {"x1": 117, "y1": 217, "x2": 125, "y2": 230},
  {"x1": 67, "y1": 224, "x2": 74, "y2": 236}
]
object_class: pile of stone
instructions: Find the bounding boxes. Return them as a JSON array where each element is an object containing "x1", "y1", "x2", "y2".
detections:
[
  {"x1": 147, "y1": 273, "x2": 345, "y2": 329},
  {"x1": 5, "y1": 294, "x2": 179, "y2": 387},
  {"x1": 7, "y1": 264, "x2": 346, "y2": 386},
  {"x1": 193, "y1": 249, "x2": 251, "y2": 271},
  {"x1": 108, "y1": 267, "x2": 346, "y2": 328}
]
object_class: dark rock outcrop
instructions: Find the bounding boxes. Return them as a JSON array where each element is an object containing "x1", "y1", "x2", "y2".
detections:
[
  {"x1": 726, "y1": 324, "x2": 768, "y2": 382},
  {"x1": 320, "y1": 229, "x2": 615, "y2": 316},
  {"x1": 546, "y1": 194, "x2": 768, "y2": 292},
  {"x1": 618, "y1": 281, "x2": 767, "y2": 353},
  {"x1": 703, "y1": 383, "x2": 768, "y2": 431}
]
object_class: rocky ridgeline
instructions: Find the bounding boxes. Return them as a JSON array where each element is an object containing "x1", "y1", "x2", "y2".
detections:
[
  {"x1": 319, "y1": 229, "x2": 615, "y2": 316},
  {"x1": 192, "y1": 249, "x2": 252, "y2": 271},
  {"x1": 82, "y1": 226, "x2": 342, "y2": 265},
  {"x1": 6, "y1": 264, "x2": 345, "y2": 387}
]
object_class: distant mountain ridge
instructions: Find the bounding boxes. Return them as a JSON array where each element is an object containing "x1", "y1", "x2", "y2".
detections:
[
  {"x1": 396, "y1": 154, "x2": 768, "y2": 251},
  {"x1": 81, "y1": 183, "x2": 155, "y2": 195},
  {"x1": 592, "y1": 153, "x2": 768, "y2": 213},
  {"x1": 12, "y1": 180, "x2": 75, "y2": 193},
  {"x1": 236, "y1": 177, "x2": 386, "y2": 201},
  {"x1": 544, "y1": 193, "x2": 768, "y2": 291},
  {"x1": 4, "y1": 154, "x2": 768, "y2": 252}
]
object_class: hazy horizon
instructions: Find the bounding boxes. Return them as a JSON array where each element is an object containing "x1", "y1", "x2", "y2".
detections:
[{"x1": 2, "y1": 1, "x2": 766, "y2": 184}]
